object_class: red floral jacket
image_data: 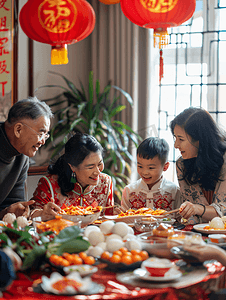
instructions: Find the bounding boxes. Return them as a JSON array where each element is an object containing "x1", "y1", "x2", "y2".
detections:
[{"x1": 31, "y1": 173, "x2": 114, "y2": 215}]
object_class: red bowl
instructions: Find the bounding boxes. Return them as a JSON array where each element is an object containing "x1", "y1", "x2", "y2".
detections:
[{"x1": 144, "y1": 266, "x2": 171, "y2": 277}]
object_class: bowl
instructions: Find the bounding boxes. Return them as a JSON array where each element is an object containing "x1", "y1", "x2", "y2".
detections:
[
  {"x1": 208, "y1": 234, "x2": 226, "y2": 244},
  {"x1": 167, "y1": 231, "x2": 205, "y2": 248},
  {"x1": 141, "y1": 257, "x2": 174, "y2": 277},
  {"x1": 134, "y1": 217, "x2": 157, "y2": 233},
  {"x1": 59, "y1": 210, "x2": 101, "y2": 227},
  {"x1": 137, "y1": 232, "x2": 174, "y2": 259},
  {"x1": 159, "y1": 218, "x2": 176, "y2": 225}
]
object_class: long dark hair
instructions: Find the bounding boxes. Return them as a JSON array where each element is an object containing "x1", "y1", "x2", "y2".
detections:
[
  {"x1": 170, "y1": 107, "x2": 226, "y2": 190},
  {"x1": 48, "y1": 133, "x2": 104, "y2": 196}
]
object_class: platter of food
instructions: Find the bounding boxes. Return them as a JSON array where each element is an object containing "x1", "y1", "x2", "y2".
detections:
[
  {"x1": 104, "y1": 208, "x2": 167, "y2": 223},
  {"x1": 193, "y1": 224, "x2": 226, "y2": 234},
  {"x1": 133, "y1": 267, "x2": 182, "y2": 282}
]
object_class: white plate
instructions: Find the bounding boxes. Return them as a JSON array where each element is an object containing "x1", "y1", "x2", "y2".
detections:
[
  {"x1": 133, "y1": 268, "x2": 182, "y2": 282},
  {"x1": 193, "y1": 223, "x2": 226, "y2": 234}
]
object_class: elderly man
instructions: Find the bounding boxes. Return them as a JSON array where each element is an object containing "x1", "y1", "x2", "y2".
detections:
[{"x1": 0, "y1": 96, "x2": 53, "y2": 219}]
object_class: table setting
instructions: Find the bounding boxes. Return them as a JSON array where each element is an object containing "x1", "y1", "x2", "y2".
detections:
[{"x1": 1, "y1": 206, "x2": 226, "y2": 300}]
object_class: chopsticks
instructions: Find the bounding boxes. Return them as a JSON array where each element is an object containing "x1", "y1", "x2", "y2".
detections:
[{"x1": 162, "y1": 208, "x2": 180, "y2": 216}]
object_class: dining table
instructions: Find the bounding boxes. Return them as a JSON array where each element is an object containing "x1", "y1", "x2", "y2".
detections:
[{"x1": 1, "y1": 224, "x2": 226, "y2": 300}]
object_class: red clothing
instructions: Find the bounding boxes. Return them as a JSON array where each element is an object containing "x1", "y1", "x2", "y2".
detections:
[{"x1": 31, "y1": 173, "x2": 114, "y2": 215}]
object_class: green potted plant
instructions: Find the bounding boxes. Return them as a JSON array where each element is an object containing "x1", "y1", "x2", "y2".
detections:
[{"x1": 36, "y1": 71, "x2": 141, "y2": 200}]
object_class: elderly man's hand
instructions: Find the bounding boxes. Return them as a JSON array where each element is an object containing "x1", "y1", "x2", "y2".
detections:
[{"x1": 6, "y1": 200, "x2": 35, "y2": 218}]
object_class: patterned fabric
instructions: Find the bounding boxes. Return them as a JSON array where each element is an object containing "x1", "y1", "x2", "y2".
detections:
[
  {"x1": 31, "y1": 173, "x2": 114, "y2": 215},
  {"x1": 176, "y1": 155, "x2": 226, "y2": 224},
  {"x1": 121, "y1": 176, "x2": 181, "y2": 212}
]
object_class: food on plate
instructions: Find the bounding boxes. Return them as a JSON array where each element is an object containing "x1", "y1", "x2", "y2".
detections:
[
  {"x1": 152, "y1": 223, "x2": 175, "y2": 238},
  {"x1": 49, "y1": 252, "x2": 95, "y2": 267},
  {"x1": 204, "y1": 216, "x2": 226, "y2": 230},
  {"x1": 59, "y1": 205, "x2": 102, "y2": 216},
  {"x1": 100, "y1": 248, "x2": 149, "y2": 265},
  {"x1": 36, "y1": 215, "x2": 75, "y2": 234},
  {"x1": 40, "y1": 271, "x2": 93, "y2": 295},
  {"x1": 2, "y1": 213, "x2": 16, "y2": 224},
  {"x1": 117, "y1": 208, "x2": 166, "y2": 218}
]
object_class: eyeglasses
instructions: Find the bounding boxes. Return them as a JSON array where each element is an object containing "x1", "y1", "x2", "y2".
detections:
[{"x1": 21, "y1": 123, "x2": 50, "y2": 141}]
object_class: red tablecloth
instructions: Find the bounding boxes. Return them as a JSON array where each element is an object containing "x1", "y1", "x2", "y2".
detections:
[{"x1": 1, "y1": 261, "x2": 226, "y2": 300}]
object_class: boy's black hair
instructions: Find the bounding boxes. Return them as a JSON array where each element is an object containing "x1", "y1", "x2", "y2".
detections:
[{"x1": 137, "y1": 137, "x2": 169, "y2": 165}]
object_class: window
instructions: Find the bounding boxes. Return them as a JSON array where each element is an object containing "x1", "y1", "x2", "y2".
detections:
[{"x1": 149, "y1": 0, "x2": 226, "y2": 183}]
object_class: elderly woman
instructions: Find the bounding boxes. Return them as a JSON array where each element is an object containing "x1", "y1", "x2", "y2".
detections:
[{"x1": 30, "y1": 133, "x2": 114, "y2": 221}]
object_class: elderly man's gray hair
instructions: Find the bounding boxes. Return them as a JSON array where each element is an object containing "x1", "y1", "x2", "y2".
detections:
[{"x1": 7, "y1": 96, "x2": 53, "y2": 124}]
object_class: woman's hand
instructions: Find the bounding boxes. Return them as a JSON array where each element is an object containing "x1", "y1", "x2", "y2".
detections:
[
  {"x1": 179, "y1": 201, "x2": 204, "y2": 219},
  {"x1": 183, "y1": 244, "x2": 226, "y2": 265},
  {"x1": 40, "y1": 202, "x2": 61, "y2": 221}
]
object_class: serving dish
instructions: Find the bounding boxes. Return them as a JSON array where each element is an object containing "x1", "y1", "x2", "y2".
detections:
[
  {"x1": 104, "y1": 214, "x2": 158, "y2": 224},
  {"x1": 193, "y1": 223, "x2": 226, "y2": 234},
  {"x1": 59, "y1": 210, "x2": 101, "y2": 227},
  {"x1": 136, "y1": 232, "x2": 173, "y2": 258},
  {"x1": 99, "y1": 257, "x2": 142, "y2": 272},
  {"x1": 63, "y1": 265, "x2": 98, "y2": 277}
]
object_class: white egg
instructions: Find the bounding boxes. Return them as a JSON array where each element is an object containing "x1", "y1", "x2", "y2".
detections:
[
  {"x1": 87, "y1": 246, "x2": 104, "y2": 257},
  {"x1": 88, "y1": 231, "x2": 105, "y2": 246},
  {"x1": 84, "y1": 225, "x2": 100, "y2": 238},
  {"x1": 123, "y1": 234, "x2": 137, "y2": 242},
  {"x1": 3, "y1": 213, "x2": 16, "y2": 224},
  {"x1": 106, "y1": 238, "x2": 124, "y2": 253},
  {"x1": 125, "y1": 239, "x2": 142, "y2": 251},
  {"x1": 221, "y1": 216, "x2": 226, "y2": 223},
  {"x1": 17, "y1": 216, "x2": 28, "y2": 228},
  {"x1": 128, "y1": 226, "x2": 134, "y2": 235},
  {"x1": 105, "y1": 233, "x2": 123, "y2": 244},
  {"x1": 112, "y1": 222, "x2": 129, "y2": 237},
  {"x1": 96, "y1": 242, "x2": 107, "y2": 251},
  {"x1": 99, "y1": 220, "x2": 115, "y2": 234},
  {"x1": 209, "y1": 217, "x2": 225, "y2": 229}
]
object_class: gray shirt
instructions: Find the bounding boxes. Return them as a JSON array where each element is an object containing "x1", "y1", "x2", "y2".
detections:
[{"x1": 0, "y1": 123, "x2": 29, "y2": 211}]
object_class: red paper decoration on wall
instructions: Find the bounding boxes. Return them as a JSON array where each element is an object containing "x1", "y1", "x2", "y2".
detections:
[
  {"x1": 120, "y1": 0, "x2": 196, "y2": 82},
  {"x1": 19, "y1": 0, "x2": 96, "y2": 65}
]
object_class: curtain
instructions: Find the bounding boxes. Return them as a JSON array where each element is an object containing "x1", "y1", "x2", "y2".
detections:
[{"x1": 90, "y1": 1, "x2": 152, "y2": 141}]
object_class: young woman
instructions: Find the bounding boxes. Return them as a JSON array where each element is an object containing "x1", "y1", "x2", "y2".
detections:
[
  {"x1": 30, "y1": 133, "x2": 114, "y2": 221},
  {"x1": 170, "y1": 107, "x2": 226, "y2": 224}
]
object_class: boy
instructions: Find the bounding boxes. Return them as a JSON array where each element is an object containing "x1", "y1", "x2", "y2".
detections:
[{"x1": 121, "y1": 137, "x2": 181, "y2": 211}]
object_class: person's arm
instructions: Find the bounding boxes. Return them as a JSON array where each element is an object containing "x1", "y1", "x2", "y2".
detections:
[
  {"x1": 0, "y1": 157, "x2": 30, "y2": 219},
  {"x1": 183, "y1": 244, "x2": 226, "y2": 266},
  {"x1": 121, "y1": 186, "x2": 131, "y2": 211},
  {"x1": 30, "y1": 176, "x2": 60, "y2": 221},
  {"x1": 104, "y1": 176, "x2": 114, "y2": 215},
  {"x1": 0, "y1": 250, "x2": 16, "y2": 290}
]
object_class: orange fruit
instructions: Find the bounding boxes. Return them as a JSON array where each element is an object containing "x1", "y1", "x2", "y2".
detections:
[
  {"x1": 139, "y1": 250, "x2": 149, "y2": 260},
  {"x1": 131, "y1": 249, "x2": 141, "y2": 255},
  {"x1": 79, "y1": 252, "x2": 87, "y2": 260},
  {"x1": 110, "y1": 254, "x2": 121, "y2": 264},
  {"x1": 119, "y1": 247, "x2": 128, "y2": 253},
  {"x1": 70, "y1": 254, "x2": 83, "y2": 265},
  {"x1": 132, "y1": 254, "x2": 142, "y2": 263},
  {"x1": 113, "y1": 250, "x2": 122, "y2": 256},
  {"x1": 84, "y1": 255, "x2": 95, "y2": 265},
  {"x1": 121, "y1": 255, "x2": 133, "y2": 265},
  {"x1": 101, "y1": 251, "x2": 111, "y2": 260}
]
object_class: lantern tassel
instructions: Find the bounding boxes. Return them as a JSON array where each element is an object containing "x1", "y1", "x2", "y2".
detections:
[
  {"x1": 51, "y1": 45, "x2": 68, "y2": 65},
  {"x1": 159, "y1": 49, "x2": 164, "y2": 83}
]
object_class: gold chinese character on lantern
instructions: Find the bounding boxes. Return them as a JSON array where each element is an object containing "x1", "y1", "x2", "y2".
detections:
[
  {"x1": 38, "y1": 0, "x2": 77, "y2": 33},
  {"x1": 140, "y1": 0, "x2": 179, "y2": 13}
]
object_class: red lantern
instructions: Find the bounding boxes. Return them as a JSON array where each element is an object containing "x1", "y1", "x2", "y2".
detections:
[
  {"x1": 99, "y1": 0, "x2": 120, "y2": 5},
  {"x1": 19, "y1": 0, "x2": 96, "y2": 65},
  {"x1": 120, "y1": 0, "x2": 196, "y2": 82}
]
